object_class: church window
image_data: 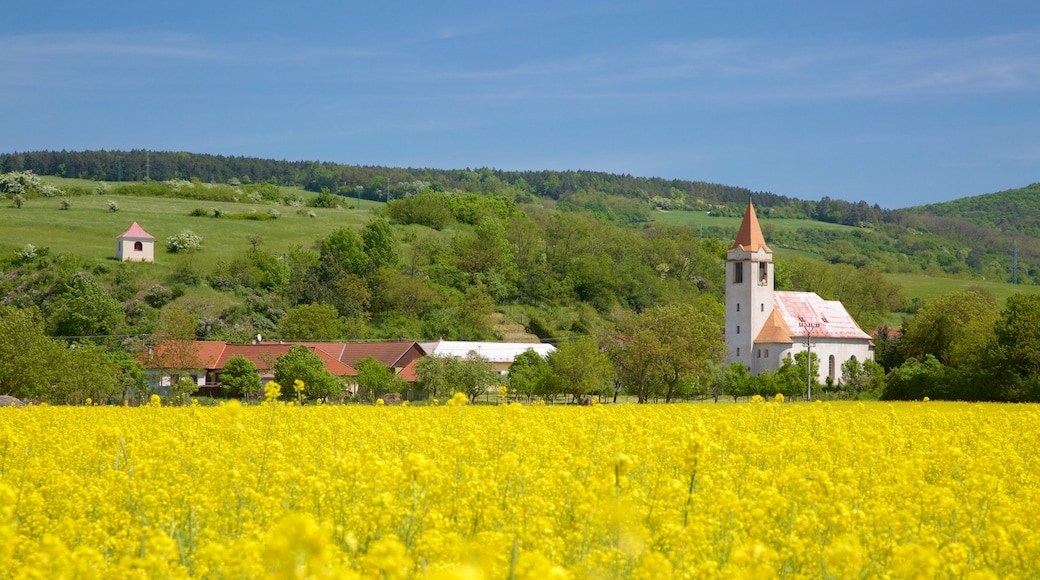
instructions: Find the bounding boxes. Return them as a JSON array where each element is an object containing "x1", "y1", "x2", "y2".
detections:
[
  {"x1": 736, "y1": 348, "x2": 740, "y2": 357},
  {"x1": 757, "y1": 349, "x2": 761, "y2": 358},
  {"x1": 134, "y1": 241, "x2": 143, "y2": 251},
  {"x1": 734, "y1": 263, "x2": 744, "y2": 284},
  {"x1": 765, "y1": 349, "x2": 769, "y2": 357},
  {"x1": 736, "y1": 303, "x2": 740, "y2": 312},
  {"x1": 759, "y1": 262, "x2": 768, "y2": 284},
  {"x1": 736, "y1": 325, "x2": 740, "y2": 334},
  {"x1": 760, "y1": 303, "x2": 764, "y2": 312}
]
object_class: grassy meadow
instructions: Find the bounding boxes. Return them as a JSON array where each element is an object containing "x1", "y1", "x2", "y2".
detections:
[{"x1": 0, "y1": 185, "x2": 386, "y2": 275}]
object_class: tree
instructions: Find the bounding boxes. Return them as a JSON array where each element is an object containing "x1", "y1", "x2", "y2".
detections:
[
  {"x1": 990, "y1": 293, "x2": 1040, "y2": 401},
  {"x1": 362, "y1": 217, "x2": 398, "y2": 272},
  {"x1": 840, "y1": 358, "x2": 884, "y2": 399},
  {"x1": 273, "y1": 346, "x2": 342, "y2": 403},
  {"x1": 507, "y1": 349, "x2": 551, "y2": 402},
  {"x1": 644, "y1": 304, "x2": 725, "y2": 402},
  {"x1": 721, "y1": 362, "x2": 752, "y2": 401},
  {"x1": 546, "y1": 337, "x2": 613, "y2": 403},
  {"x1": 355, "y1": 356, "x2": 405, "y2": 402},
  {"x1": 777, "y1": 351, "x2": 821, "y2": 399},
  {"x1": 0, "y1": 305, "x2": 67, "y2": 401},
  {"x1": 50, "y1": 343, "x2": 120, "y2": 405},
  {"x1": 899, "y1": 290, "x2": 997, "y2": 369},
  {"x1": 47, "y1": 274, "x2": 125, "y2": 341},
  {"x1": 277, "y1": 303, "x2": 346, "y2": 341},
  {"x1": 319, "y1": 227, "x2": 367, "y2": 279},
  {"x1": 221, "y1": 355, "x2": 263, "y2": 399},
  {"x1": 610, "y1": 303, "x2": 725, "y2": 403},
  {"x1": 415, "y1": 355, "x2": 450, "y2": 400},
  {"x1": 443, "y1": 351, "x2": 499, "y2": 403}
]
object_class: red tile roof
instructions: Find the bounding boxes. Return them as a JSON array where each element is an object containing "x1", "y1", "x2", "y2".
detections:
[
  {"x1": 334, "y1": 341, "x2": 426, "y2": 369},
  {"x1": 729, "y1": 203, "x2": 771, "y2": 253},
  {"x1": 143, "y1": 341, "x2": 356, "y2": 376},
  {"x1": 117, "y1": 221, "x2": 154, "y2": 240},
  {"x1": 217, "y1": 344, "x2": 356, "y2": 376}
]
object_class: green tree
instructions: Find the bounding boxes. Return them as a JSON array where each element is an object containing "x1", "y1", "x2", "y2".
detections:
[
  {"x1": 273, "y1": 345, "x2": 342, "y2": 403},
  {"x1": 220, "y1": 355, "x2": 263, "y2": 398},
  {"x1": 899, "y1": 290, "x2": 997, "y2": 369},
  {"x1": 0, "y1": 305, "x2": 67, "y2": 401},
  {"x1": 355, "y1": 356, "x2": 405, "y2": 402},
  {"x1": 48, "y1": 274, "x2": 125, "y2": 341},
  {"x1": 507, "y1": 349, "x2": 551, "y2": 402},
  {"x1": 277, "y1": 303, "x2": 346, "y2": 341},
  {"x1": 610, "y1": 303, "x2": 725, "y2": 403},
  {"x1": 50, "y1": 343, "x2": 120, "y2": 405},
  {"x1": 721, "y1": 362, "x2": 752, "y2": 401},
  {"x1": 362, "y1": 217, "x2": 398, "y2": 272},
  {"x1": 443, "y1": 351, "x2": 499, "y2": 403},
  {"x1": 840, "y1": 358, "x2": 884, "y2": 399},
  {"x1": 991, "y1": 293, "x2": 1040, "y2": 401},
  {"x1": 320, "y1": 227, "x2": 367, "y2": 279},
  {"x1": 415, "y1": 355, "x2": 450, "y2": 400},
  {"x1": 546, "y1": 336, "x2": 612, "y2": 403}
]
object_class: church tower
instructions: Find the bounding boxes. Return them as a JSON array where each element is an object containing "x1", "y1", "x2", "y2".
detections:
[{"x1": 725, "y1": 203, "x2": 774, "y2": 369}]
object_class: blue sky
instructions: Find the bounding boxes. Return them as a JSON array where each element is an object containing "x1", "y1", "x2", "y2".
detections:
[{"x1": 2, "y1": 1, "x2": 1038, "y2": 209}]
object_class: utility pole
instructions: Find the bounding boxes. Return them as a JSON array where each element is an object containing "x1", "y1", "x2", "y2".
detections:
[
  {"x1": 799, "y1": 321, "x2": 821, "y2": 400},
  {"x1": 1012, "y1": 240, "x2": 1019, "y2": 284}
]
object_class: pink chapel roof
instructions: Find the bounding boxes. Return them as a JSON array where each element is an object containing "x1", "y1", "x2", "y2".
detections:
[
  {"x1": 117, "y1": 221, "x2": 155, "y2": 240},
  {"x1": 771, "y1": 291, "x2": 872, "y2": 341}
]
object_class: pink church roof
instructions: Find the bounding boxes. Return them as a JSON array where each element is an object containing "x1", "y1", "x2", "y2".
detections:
[
  {"x1": 772, "y1": 291, "x2": 871, "y2": 341},
  {"x1": 117, "y1": 222, "x2": 154, "y2": 240}
]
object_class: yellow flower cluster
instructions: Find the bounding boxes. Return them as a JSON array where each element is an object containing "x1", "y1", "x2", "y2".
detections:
[{"x1": 1, "y1": 400, "x2": 1039, "y2": 578}]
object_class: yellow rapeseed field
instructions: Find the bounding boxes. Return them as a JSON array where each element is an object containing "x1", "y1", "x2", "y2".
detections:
[{"x1": 2, "y1": 398, "x2": 1039, "y2": 579}]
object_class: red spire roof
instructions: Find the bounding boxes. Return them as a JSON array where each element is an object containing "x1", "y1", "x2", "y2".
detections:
[
  {"x1": 117, "y1": 221, "x2": 154, "y2": 240},
  {"x1": 729, "y1": 203, "x2": 771, "y2": 253}
]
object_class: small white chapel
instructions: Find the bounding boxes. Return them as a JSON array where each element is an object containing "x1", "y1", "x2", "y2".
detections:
[{"x1": 725, "y1": 203, "x2": 873, "y2": 383}]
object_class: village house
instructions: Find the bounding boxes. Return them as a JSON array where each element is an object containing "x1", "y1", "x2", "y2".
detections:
[{"x1": 725, "y1": 202, "x2": 873, "y2": 385}]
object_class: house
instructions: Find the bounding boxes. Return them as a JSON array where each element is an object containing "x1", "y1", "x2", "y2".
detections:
[
  {"x1": 116, "y1": 222, "x2": 155, "y2": 262},
  {"x1": 725, "y1": 202, "x2": 873, "y2": 386},
  {"x1": 419, "y1": 340, "x2": 556, "y2": 374},
  {"x1": 142, "y1": 341, "x2": 357, "y2": 395}
]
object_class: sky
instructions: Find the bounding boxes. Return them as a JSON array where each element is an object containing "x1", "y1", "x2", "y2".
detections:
[{"x1": 2, "y1": 1, "x2": 1038, "y2": 209}]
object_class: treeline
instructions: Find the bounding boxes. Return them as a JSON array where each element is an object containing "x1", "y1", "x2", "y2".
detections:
[
  {"x1": 0, "y1": 149, "x2": 791, "y2": 210},
  {"x1": 873, "y1": 289, "x2": 1040, "y2": 402}
]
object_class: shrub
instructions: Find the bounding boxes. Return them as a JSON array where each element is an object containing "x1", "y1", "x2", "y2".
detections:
[
  {"x1": 107, "y1": 200, "x2": 119, "y2": 212},
  {"x1": 60, "y1": 198, "x2": 72, "y2": 210},
  {"x1": 167, "y1": 230, "x2": 203, "y2": 253},
  {"x1": 144, "y1": 284, "x2": 174, "y2": 308},
  {"x1": 189, "y1": 208, "x2": 209, "y2": 217}
]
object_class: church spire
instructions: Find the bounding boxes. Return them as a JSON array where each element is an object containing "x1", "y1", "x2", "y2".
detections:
[{"x1": 729, "y1": 202, "x2": 771, "y2": 253}]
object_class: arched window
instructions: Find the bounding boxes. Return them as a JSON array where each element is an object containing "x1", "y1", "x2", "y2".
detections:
[
  {"x1": 850, "y1": 355, "x2": 857, "y2": 362},
  {"x1": 828, "y1": 355, "x2": 836, "y2": 381},
  {"x1": 133, "y1": 241, "x2": 143, "y2": 251}
]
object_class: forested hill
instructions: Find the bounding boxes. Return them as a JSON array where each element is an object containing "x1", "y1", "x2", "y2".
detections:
[
  {"x1": 905, "y1": 182, "x2": 1040, "y2": 237},
  {"x1": 0, "y1": 149, "x2": 791, "y2": 209}
]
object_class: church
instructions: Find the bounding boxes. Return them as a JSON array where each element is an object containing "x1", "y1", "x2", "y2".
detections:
[{"x1": 725, "y1": 203, "x2": 873, "y2": 384}]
